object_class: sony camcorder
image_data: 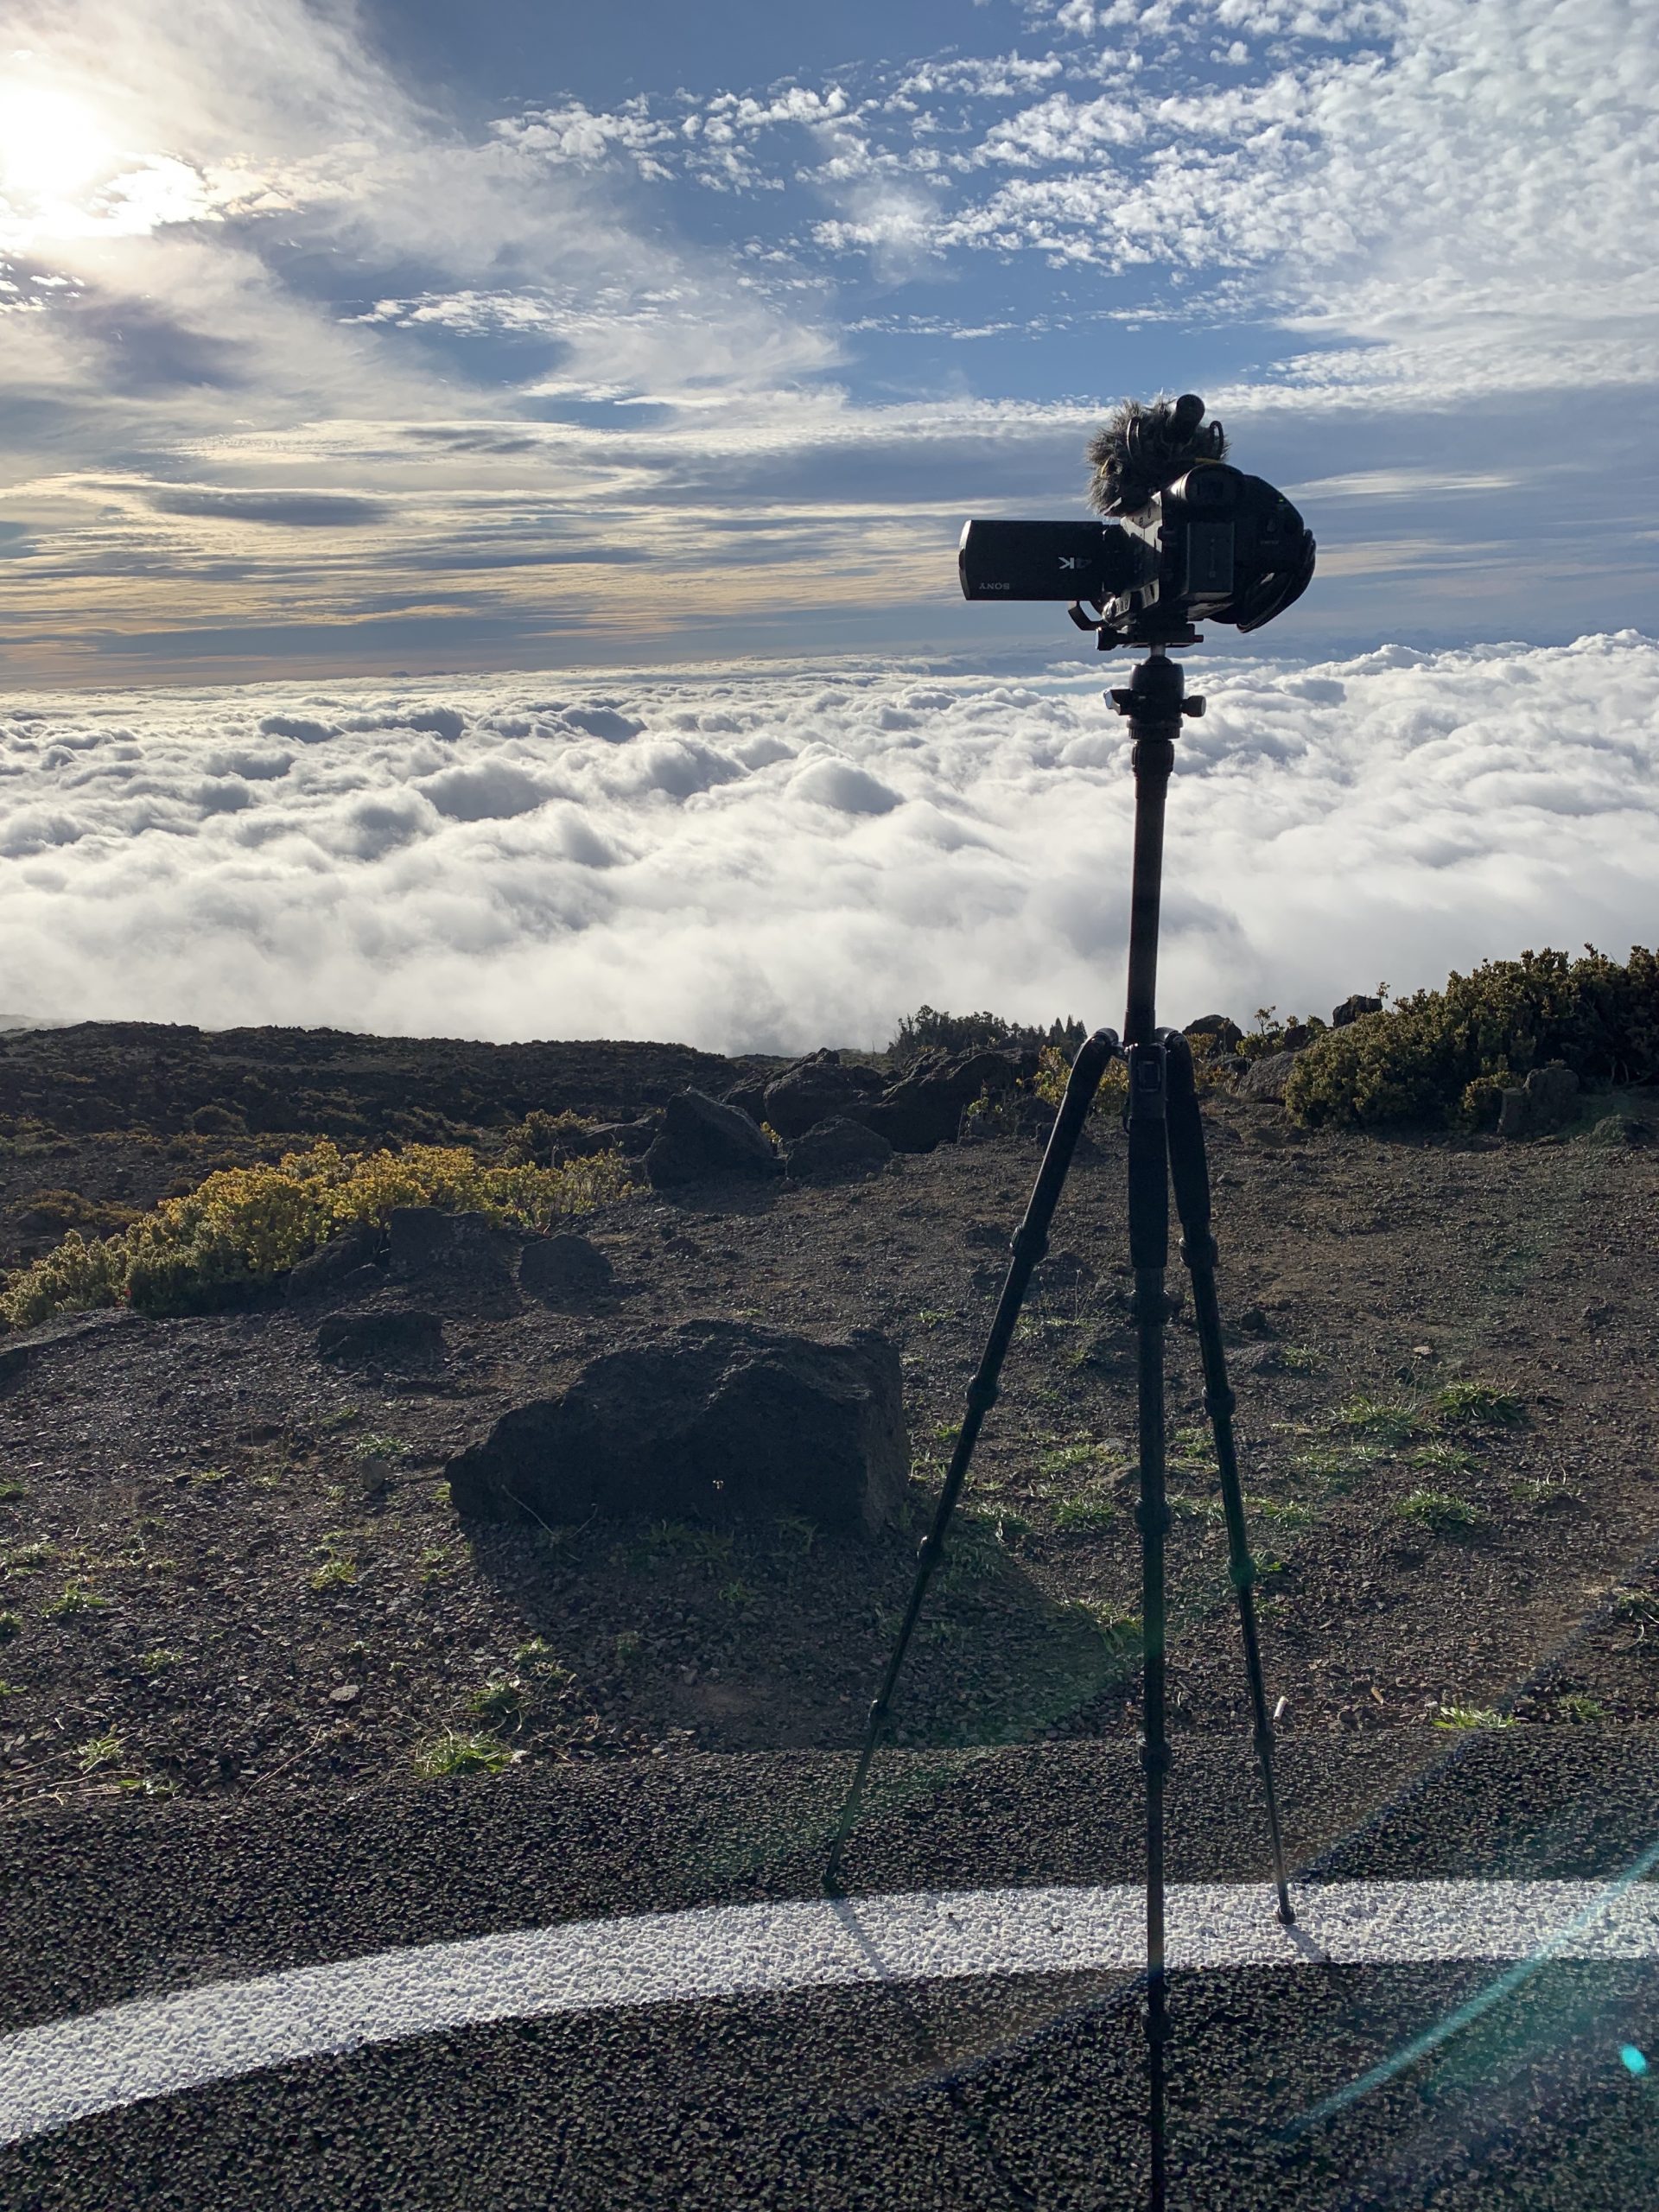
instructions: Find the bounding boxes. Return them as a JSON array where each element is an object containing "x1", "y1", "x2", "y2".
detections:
[{"x1": 958, "y1": 393, "x2": 1314, "y2": 647}]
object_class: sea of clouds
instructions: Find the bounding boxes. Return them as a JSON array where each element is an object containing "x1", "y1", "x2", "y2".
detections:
[{"x1": 2, "y1": 632, "x2": 1655, "y2": 1056}]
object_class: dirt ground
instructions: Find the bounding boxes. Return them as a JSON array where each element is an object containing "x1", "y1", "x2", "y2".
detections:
[{"x1": 1, "y1": 1040, "x2": 1656, "y2": 1816}]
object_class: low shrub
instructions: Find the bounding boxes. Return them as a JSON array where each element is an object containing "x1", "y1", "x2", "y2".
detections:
[
  {"x1": 0, "y1": 1136, "x2": 632, "y2": 1329},
  {"x1": 887, "y1": 1004, "x2": 1088, "y2": 1067},
  {"x1": 1284, "y1": 945, "x2": 1659, "y2": 1130}
]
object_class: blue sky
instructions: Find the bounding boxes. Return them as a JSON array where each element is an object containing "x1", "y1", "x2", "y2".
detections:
[{"x1": 0, "y1": 0, "x2": 1656, "y2": 688}]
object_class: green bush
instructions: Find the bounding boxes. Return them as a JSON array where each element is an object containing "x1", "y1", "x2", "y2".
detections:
[
  {"x1": 887, "y1": 1004, "x2": 1087, "y2": 1066},
  {"x1": 1284, "y1": 945, "x2": 1659, "y2": 1130},
  {"x1": 1, "y1": 1137, "x2": 633, "y2": 1329}
]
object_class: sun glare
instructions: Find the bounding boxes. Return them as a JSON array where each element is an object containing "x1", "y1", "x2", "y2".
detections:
[{"x1": 0, "y1": 86, "x2": 116, "y2": 202}]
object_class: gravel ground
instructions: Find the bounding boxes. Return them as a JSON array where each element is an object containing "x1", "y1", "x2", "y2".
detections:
[{"x1": 1, "y1": 1080, "x2": 1656, "y2": 1809}]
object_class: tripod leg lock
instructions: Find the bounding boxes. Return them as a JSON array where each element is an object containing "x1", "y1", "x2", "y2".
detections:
[
  {"x1": 1128, "y1": 1285, "x2": 1179, "y2": 1324},
  {"x1": 1228, "y1": 1554, "x2": 1259, "y2": 1594},
  {"x1": 1135, "y1": 1497, "x2": 1172, "y2": 1537},
  {"x1": 1009, "y1": 1222, "x2": 1049, "y2": 1267},
  {"x1": 1179, "y1": 1229, "x2": 1218, "y2": 1269},
  {"x1": 1204, "y1": 1382, "x2": 1236, "y2": 1422},
  {"x1": 964, "y1": 1375, "x2": 999, "y2": 1419},
  {"x1": 1141, "y1": 2000, "x2": 1173, "y2": 2044}
]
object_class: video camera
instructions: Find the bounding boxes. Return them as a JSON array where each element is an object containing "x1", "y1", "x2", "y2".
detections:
[{"x1": 958, "y1": 392, "x2": 1315, "y2": 648}]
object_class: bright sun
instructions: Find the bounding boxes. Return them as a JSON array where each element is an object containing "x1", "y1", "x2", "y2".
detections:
[{"x1": 0, "y1": 86, "x2": 117, "y2": 201}]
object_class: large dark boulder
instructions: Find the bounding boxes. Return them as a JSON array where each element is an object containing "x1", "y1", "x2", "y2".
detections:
[
  {"x1": 1183, "y1": 1014, "x2": 1243, "y2": 1055},
  {"x1": 446, "y1": 1320, "x2": 907, "y2": 1535},
  {"x1": 860, "y1": 1045, "x2": 1039, "y2": 1154},
  {"x1": 1238, "y1": 1050, "x2": 1302, "y2": 1103},
  {"x1": 783, "y1": 1116, "x2": 893, "y2": 1185},
  {"x1": 644, "y1": 1089, "x2": 780, "y2": 1188},
  {"x1": 285, "y1": 1223, "x2": 382, "y2": 1305},
  {"x1": 518, "y1": 1232, "x2": 614, "y2": 1305},
  {"x1": 1332, "y1": 994, "x2": 1383, "y2": 1027},
  {"x1": 763, "y1": 1051, "x2": 884, "y2": 1141},
  {"x1": 386, "y1": 1206, "x2": 519, "y2": 1316},
  {"x1": 317, "y1": 1309, "x2": 445, "y2": 1368}
]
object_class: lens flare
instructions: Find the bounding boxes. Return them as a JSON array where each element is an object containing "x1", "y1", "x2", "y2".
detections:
[{"x1": 1621, "y1": 2045, "x2": 1649, "y2": 2077}]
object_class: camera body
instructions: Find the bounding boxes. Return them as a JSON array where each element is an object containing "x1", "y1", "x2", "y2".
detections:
[{"x1": 959, "y1": 459, "x2": 1315, "y2": 645}]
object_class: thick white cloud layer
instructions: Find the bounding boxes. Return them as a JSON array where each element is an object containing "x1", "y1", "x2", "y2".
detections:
[{"x1": 2, "y1": 633, "x2": 1654, "y2": 1053}]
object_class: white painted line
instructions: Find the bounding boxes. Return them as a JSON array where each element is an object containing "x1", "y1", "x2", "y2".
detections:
[{"x1": 3, "y1": 1878, "x2": 1657, "y2": 2145}]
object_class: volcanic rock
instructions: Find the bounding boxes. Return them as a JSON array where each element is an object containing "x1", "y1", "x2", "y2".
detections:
[
  {"x1": 446, "y1": 1319, "x2": 907, "y2": 1535},
  {"x1": 1238, "y1": 1049, "x2": 1303, "y2": 1103},
  {"x1": 1182, "y1": 1015, "x2": 1243, "y2": 1054},
  {"x1": 518, "y1": 1232, "x2": 615, "y2": 1305},
  {"x1": 1332, "y1": 994, "x2": 1384, "y2": 1027},
  {"x1": 783, "y1": 1116, "x2": 893, "y2": 1185},
  {"x1": 644, "y1": 1089, "x2": 781, "y2": 1188},
  {"x1": 860, "y1": 1045, "x2": 1039, "y2": 1154},
  {"x1": 763, "y1": 1052, "x2": 883, "y2": 1141},
  {"x1": 285, "y1": 1223, "x2": 382, "y2": 1304},
  {"x1": 316, "y1": 1308, "x2": 445, "y2": 1368},
  {"x1": 1498, "y1": 1061, "x2": 1581, "y2": 1141}
]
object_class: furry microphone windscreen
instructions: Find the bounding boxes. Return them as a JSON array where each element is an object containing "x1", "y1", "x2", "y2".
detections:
[{"x1": 1085, "y1": 393, "x2": 1228, "y2": 518}]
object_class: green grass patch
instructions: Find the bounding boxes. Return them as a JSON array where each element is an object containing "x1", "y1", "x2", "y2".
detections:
[
  {"x1": 0, "y1": 1479, "x2": 25, "y2": 1503},
  {"x1": 3, "y1": 1539, "x2": 54, "y2": 1574},
  {"x1": 1511, "y1": 1474, "x2": 1581, "y2": 1510},
  {"x1": 468, "y1": 1676, "x2": 525, "y2": 1733},
  {"x1": 1560, "y1": 1695, "x2": 1607, "y2": 1723},
  {"x1": 1393, "y1": 1490, "x2": 1483, "y2": 1535},
  {"x1": 1052, "y1": 1496, "x2": 1116, "y2": 1535},
  {"x1": 412, "y1": 1731, "x2": 513, "y2": 1778},
  {"x1": 1333, "y1": 1396, "x2": 1426, "y2": 1448},
  {"x1": 308, "y1": 1549, "x2": 357, "y2": 1591},
  {"x1": 1433, "y1": 1704, "x2": 1514, "y2": 1731},
  {"x1": 75, "y1": 1731, "x2": 123, "y2": 1771},
  {"x1": 48, "y1": 1580, "x2": 110, "y2": 1616},
  {"x1": 1434, "y1": 1382, "x2": 1527, "y2": 1427},
  {"x1": 1410, "y1": 1440, "x2": 1477, "y2": 1478},
  {"x1": 0, "y1": 1611, "x2": 20, "y2": 1643}
]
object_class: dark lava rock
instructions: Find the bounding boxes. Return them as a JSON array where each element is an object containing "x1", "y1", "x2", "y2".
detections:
[
  {"x1": 1498, "y1": 1061, "x2": 1581, "y2": 1141},
  {"x1": 1238, "y1": 1049, "x2": 1302, "y2": 1103},
  {"x1": 0, "y1": 1307, "x2": 139, "y2": 1391},
  {"x1": 518, "y1": 1232, "x2": 615, "y2": 1304},
  {"x1": 763, "y1": 1051, "x2": 884, "y2": 1141},
  {"x1": 1585, "y1": 1112, "x2": 1656, "y2": 1148},
  {"x1": 577, "y1": 1117, "x2": 658, "y2": 1158},
  {"x1": 317, "y1": 1309, "x2": 445, "y2": 1368},
  {"x1": 1332, "y1": 994, "x2": 1383, "y2": 1027},
  {"x1": 285, "y1": 1224, "x2": 382, "y2": 1304},
  {"x1": 644, "y1": 1089, "x2": 780, "y2": 1188},
  {"x1": 1183, "y1": 1014, "x2": 1243, "y2": 1054},
  {"x1": 861, "y1": 1045, "x2": 1039, "y2": 1154},
  {"x1": 446, "y1": 1319, "x2": 906, "y2": 1535},
  {"x1": 783, "y1": 1116, "x2": 893, "y2": 1185},
  {"x1": 388, "y1": 1207, "x2": 507, "y2": 1274},
  {"x1": 385, "y1": 1207, "x2": 519, "y2": 1315},
  {"x1": 721, "y1": 1078, "x2": 771, "y2": 1127}
]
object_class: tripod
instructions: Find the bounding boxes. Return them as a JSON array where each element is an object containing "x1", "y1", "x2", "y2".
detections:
[{"x1": 823, "y1": 643, "x2": 1295, "y2": 2212}]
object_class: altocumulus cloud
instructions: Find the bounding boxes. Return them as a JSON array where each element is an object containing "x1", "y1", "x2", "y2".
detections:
[{"x1": 0, "y1": 635, "x2": 1654, "y2": 1052}]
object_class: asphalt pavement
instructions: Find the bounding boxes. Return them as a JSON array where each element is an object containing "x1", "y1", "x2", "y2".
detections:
[{"x1": 3, "y1": 1728, "x2": 1657, "y2": 2209}]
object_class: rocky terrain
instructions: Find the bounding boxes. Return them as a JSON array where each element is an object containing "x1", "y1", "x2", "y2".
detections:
[{"x1": 0, "y1": 1019, "x2": 1656, "y2": 1817}]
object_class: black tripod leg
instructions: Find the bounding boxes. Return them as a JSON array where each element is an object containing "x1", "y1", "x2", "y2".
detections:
[
  {"x1": 1125, "y1": 1036, "x2": 1173, "y2": 2212},
  {"x1": 1163, "y1": 1030, "x2": 1295, "y2": 1926},
  {"x1": 823, "y1": 1027, "x2": 1121, "y2": 1893}
]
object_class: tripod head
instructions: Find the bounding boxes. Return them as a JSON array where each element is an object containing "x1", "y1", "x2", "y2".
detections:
[{"x1": 957, "y1": 391, "x2": 1316, "y2": 652}]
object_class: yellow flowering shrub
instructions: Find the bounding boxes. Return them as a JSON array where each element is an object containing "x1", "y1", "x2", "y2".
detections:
[{"x1": 1, "y1": 1139, "x2": 634, "y2": 1328}]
